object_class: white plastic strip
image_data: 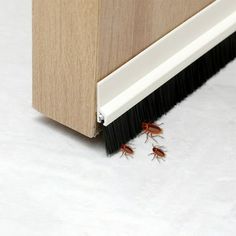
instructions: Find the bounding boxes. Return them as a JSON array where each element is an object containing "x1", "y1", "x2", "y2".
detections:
[{"x1": 97, "y1": 0, "x2": 236, "y2": 126}]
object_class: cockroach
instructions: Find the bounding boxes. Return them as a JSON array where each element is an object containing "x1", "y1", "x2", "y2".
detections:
[
  {"x1": 149, "y1": 145, "x2": 166, "y2": 162},
  {"x1": 142, "y1": 122, "x2": 163, "y2": 143},
  {"x1": 120, "y1": 144, "x2": 134, "y2": 158}
]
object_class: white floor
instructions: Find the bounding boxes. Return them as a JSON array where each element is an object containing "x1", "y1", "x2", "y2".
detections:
[{"x1": 0, "y1": 1, "x2": 236, "y2": 235}]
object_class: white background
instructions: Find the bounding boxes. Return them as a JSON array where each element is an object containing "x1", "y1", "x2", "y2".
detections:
[{"x1": 0, "y1": 1, "x2": 236, "y2": 235}]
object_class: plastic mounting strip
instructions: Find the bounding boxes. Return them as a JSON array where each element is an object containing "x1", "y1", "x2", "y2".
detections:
[{"x1": 97, "y1": 0, "x2": 236, "y2": 126}]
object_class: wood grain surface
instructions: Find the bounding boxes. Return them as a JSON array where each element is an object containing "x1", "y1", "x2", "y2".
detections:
[{"x1": 33, "y1": 0, "x2": 214, "y2": 137}]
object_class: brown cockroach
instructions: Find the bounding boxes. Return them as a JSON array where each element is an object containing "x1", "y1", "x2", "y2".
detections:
[
  {"x1": 120, "y1": 144, "x2": 134, "y2": 159},
  {"x1": 149, "y1": 145, "x2": 166, "y2": 162},
  {"x1": 142, "y1": 122, "x2": 163, "y2": 143}
]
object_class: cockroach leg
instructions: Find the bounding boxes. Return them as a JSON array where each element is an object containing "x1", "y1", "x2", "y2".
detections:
[
  {"x1": 150, "y1": 134, "x2": 158, "y2": 143},
  {"x1": 126, "y1": 153, "x2": 133, "y2": 159},
  {"x1": 152, "y1": 156, "x2": 161, "y2": 163}
]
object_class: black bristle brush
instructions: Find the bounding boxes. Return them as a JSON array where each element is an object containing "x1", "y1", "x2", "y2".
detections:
[{"x1": 103, "y1": 32, "x2": 236, "y2": 154}]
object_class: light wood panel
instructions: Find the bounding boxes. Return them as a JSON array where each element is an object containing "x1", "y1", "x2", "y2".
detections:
[
  {"x1": 98, "y1": 0, "x2": 215, "y2": 78},
  {"x1": 33, "y1": 0, "x2": 215, "y2": 137},
  {"x1": 33, "y1": 0, "x2": 99, "y2": 137}
]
